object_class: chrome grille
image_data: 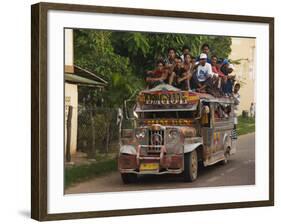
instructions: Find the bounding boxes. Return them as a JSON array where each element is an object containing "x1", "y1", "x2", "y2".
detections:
[{"x1": 148, "y1": 129, "x2": 164, "y2": 153}]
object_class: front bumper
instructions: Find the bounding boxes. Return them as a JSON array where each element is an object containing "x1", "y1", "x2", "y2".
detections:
[{"x1": 118, "y1": 145, "x2": 183, "y2": 174}]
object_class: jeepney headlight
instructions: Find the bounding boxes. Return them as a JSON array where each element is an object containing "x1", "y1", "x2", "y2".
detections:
[
  {"x1": 168, "y1": 129, "x2": 180, "y2": 143},
  {"x1": 135, "y1": 129, "x2": 146, "y2": 139}
]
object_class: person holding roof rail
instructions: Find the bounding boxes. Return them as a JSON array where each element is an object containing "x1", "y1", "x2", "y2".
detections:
[
  {"x1": 210, "y1": 55, "x2": 225, "y2": 94},
  {"x1": 146, "y1": 59, "x2": 168, "y2": 89},
  {"x1": 220, "y1": 59, "x2": 236, "y2": 96}
]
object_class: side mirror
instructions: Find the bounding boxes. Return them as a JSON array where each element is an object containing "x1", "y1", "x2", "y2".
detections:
[{"x1": 124, "y1": 100, "x2": 137, "y2": 120}]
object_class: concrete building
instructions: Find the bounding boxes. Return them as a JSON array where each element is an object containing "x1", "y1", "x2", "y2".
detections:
[{"x1": 229, "y1": 37, "x2": 256, "y2": 115}]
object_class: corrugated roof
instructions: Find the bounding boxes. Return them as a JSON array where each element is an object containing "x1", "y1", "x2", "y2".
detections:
[
  {"x1": 74, "y1": 65, "x2": 108, "y2": 85},
  {"x1": 65, "y1": 73, "x2": 106, "y2": 87}
]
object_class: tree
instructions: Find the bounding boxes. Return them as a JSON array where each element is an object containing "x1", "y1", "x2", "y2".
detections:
[{"x1": 74, "y1": 29, "x2": 144, "y2": 107}]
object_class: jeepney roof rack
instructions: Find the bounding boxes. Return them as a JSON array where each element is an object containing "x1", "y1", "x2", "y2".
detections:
[{"x1": 140, "y1": 84, "x2": 235, "y2": 104}]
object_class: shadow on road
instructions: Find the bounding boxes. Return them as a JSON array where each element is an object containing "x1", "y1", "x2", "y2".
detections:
[{"x1": 133, "y1": 162, "x2": 227, "y2": 185}]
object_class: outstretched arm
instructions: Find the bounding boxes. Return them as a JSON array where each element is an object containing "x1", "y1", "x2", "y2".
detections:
[{"x1": 146, "y1": 70, "x2": 168, "y2": 82}]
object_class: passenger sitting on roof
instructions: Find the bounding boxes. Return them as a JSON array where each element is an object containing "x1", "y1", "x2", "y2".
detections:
[
  {"x1": 164, "y1": 48, "x2": 177, "y2": 84},
  {"x1": 182, "y1": 53, "x2": 194, "y2": 90},
  {"x1": 192, "y1": 53, "x2": 213, "y2": 93},
  {"x1": 169, "y1": 56, "x2": 189, "y2": 90},
  {"x1": 220, "y1": 60, "x2": 236, "y2": 95},
  {"x1": 211, "y1": 55, "x2": 225, "y2": 93},
  {"x1": 191, "y1": 55, "x2": 197, "y2": 65},
  {"x1": 146, "y1": 59, "x2": 168, "y2": 89},
  {"x1": 164, "y1": 47, "x2": 177, "y2": 67},
  {"x1": 180, "y1": 45, "x2": 191, "y2": 61},
  {"x1": 196, "y1": 43, "x2": 211, "y2": 64}
]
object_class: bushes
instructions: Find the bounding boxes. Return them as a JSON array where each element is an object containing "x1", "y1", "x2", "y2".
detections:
[{"x1": 237, "y1": 116, "x2": 255, "y2": 135}]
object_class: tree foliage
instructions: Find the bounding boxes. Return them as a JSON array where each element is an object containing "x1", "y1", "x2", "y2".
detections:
[
  {"x1": 74, "y1": 29, "x2": 232, "y2": 107},
  {"x1": 74, "y1": 30, "x2": 143, "y2": 107}
]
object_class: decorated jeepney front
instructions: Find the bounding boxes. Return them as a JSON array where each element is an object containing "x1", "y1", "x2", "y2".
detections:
[{"x1": 118, "y1": 84, "x2": 203, "y2": 183}]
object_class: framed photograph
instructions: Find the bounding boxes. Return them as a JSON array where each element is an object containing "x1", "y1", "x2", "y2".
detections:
[{"x1": 31, "y1": 2, "x2": 274, "y2": 221}]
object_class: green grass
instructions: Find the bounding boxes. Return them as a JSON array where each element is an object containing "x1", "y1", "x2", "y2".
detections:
[
  {"x1": 236, "y1": 116, "x2": 255, "y2": 135},
  {"x1": 65, "y1": 156, "x2": 118, "y2": 188}
]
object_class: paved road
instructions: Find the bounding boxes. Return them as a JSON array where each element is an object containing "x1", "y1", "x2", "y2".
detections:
[{"x1": 66, "y1": 133, "x2": 255, "y2": 194}]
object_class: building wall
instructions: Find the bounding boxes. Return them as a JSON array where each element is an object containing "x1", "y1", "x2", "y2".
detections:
[
  {"x1": 64, "y1": 28, "x2": 77, "y2": 155},
  {"x1": 64, "y1": 29, "x2": 74, "y2": 73},
  {"x1": 229, "y1": 37, "x2": 256, "y2": 115},
  {"x1": 65, "y1": 83, "x2": 78, "y2": 155}
]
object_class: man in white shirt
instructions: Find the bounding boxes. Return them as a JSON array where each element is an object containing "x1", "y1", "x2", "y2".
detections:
[
  {"x1": 192, "y1": 53, "x2": 213, "y2": 92},
  {"x1": 231, "y1": 83, "x2": 241, "y2": 154},
  {"x1": 232, "y1": 83, "x2": 241, "y2": 129}
]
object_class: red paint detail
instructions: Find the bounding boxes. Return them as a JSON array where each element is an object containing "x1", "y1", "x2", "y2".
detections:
[
  {"x1": 162, "y1": 155, "x2": 183, "y2": 169},
  {"x1": 118, "y1": 154, "x2": 137, "y2": 170}
]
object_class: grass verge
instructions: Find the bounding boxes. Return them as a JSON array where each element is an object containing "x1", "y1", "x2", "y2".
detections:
[
  {"x1": 65, "y1": 156, "x2": 117, "y2": 189},
  {"x1": 237, "y1": 116, "x2": 255, "y2": 135}
]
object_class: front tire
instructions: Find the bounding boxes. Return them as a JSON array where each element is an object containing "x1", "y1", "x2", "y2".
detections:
[
  {"x1": 121, "y1": 173, "x2": 138, "y2": 184},
  {"x1": 183, "y1": 150, "x2": 198, "y2": 182}
]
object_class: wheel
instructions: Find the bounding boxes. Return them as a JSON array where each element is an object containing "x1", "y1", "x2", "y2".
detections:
[
  {"x1": 183, "y1": 150, "x2": 198, "y2": 182},
  {"x1": 220, "y1": 147, "x2": 230, "y2": 165},
  {"x1": 121, "y1": 173, "x2": 138, "y2": 184}
]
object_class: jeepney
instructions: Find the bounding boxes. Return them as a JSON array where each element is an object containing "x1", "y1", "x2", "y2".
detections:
[{"x1": 118, "y1": 84, "x2": 236, "y2": 184}]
